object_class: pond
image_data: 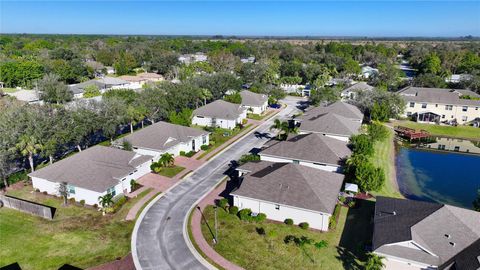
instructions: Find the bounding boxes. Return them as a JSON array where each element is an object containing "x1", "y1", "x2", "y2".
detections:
[{"x1": 396, "y1": 138, "x2": 480, "y2": 209}]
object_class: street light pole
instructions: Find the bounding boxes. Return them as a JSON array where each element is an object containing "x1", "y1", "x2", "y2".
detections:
[{"x1": 214, "y1": 206, "x2": 218, "y2": 244}]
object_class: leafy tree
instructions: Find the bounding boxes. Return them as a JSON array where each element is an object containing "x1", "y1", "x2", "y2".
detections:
[
  {"x1": 126, "y1": 105, "x2": 146, "y2": 133},
  {"x1": 100, "y1": 97, "x2": 128, "y2": 141},
  {"x1": 420, "y1": 53, "x2": 442, "y2": 75},
  {"x1": 57, "y1": 181, "x2": 69, "y2": 205},
  {"x1": 346, "y1": 154, "x2": 385, "y2": 193},
  {"x1": 342, "y1": 58, "x2": 361, "y2": 77},
  {"x1": 208, "y1": 50, "x2": 239, "y2": 72},
  {"x1": 370, "y1": 102, "x2": 390, "y2": 122},
  {"x1": 168, "y1": 108, "x2": 193, "y2": 127},
  {"x1": 199, "y1": 88, "x2": 213, "y2": 106},
  {"x1": 309, "y1": 86, "x2": 341, "y2": 106},
  {"x1": 138, "y1": 87, "x2": 168, "y2": 123},
  {"x1": 473, "y1": 189, "x2": 480, "y2": 212},
  {"x1": 0, "y1": 60, "x2": 44, "y2": 88},
  {"x1": 189, "y1": 72, "x2": 242, "y2": 99},
  {"x1": 413, "y1": 73, "x2": 447, "y2": 88},
  {"x1": 353, "y1": 89, "x2": 405, "y2": 120},
  {"x1": 83, "y1": 84, "x2": 101, "y2": 98},
  {"x1": 103, "y1": 89, "x2": 138, "y2": 104},
  {"x1": 350, "y1": 134, "x2": 374, "y2": 156},
  {"x1": 14, "y1": 135, "x2": 42, "y2": 173},
  {"x1": 113, "y1": 51, "x2": 136, "y2": 75},
  {"x1": 38, "y1": 73, "x2": 73, "y2": 104},
  {"x1": 224, "y1": 92, "x2": 242, "y2": 104},
  {"x1": 149, "y1": 51, "x2": 179, "y2": 75},
  {"x1": 365, "y1": 253, "x2": 385, "y2": 270}
]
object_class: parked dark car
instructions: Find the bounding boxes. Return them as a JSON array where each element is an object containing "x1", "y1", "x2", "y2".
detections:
[{"x1": 269, "y1": 104, "x2": 281, "y2": 109}]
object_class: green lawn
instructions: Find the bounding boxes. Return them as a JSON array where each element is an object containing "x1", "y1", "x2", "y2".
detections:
[
  {"x1": 196, "y1": 125, "x2": 252, "y2": 160},
  {"x1": 157, "y1": 165, "x2": 186, "y2": 178},
  {"x1": 370, "y1": 127, "x2": 403, "y2": 198},
  {"x1": 395, "y1": 120, "x2": 480, "y2": 140},
  {"x1": 0, "y1": 185, "x2": 151, "y2": 270},
  {"x1": 2, "y1": 87, "x2": 19, "y2": 93},
  {"x1": 247, "y1": 111, "x2": 272, "y2": 121},
  {"x1": 199, "y1": 201, "x2": 374, "y2": 270}
]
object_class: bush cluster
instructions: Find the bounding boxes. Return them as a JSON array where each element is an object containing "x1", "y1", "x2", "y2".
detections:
[
  {"x1": 200, "y1": 145, "x2": 209, "y2": 151},
  {"x1": 299, "y1": 222, "x2": 309, "y2": 230},
  {"x1": 237, "y1": 208, "x2": 267, "y2": 223},
  {"x1": 284, "y1": 218, "x2": 294, "y2": 225}
]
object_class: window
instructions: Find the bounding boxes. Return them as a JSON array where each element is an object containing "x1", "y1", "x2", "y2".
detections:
[
  {"x1": 292, "y1": 160, "x2": 300, "y2": 164},
  {"x1": 107, "y1": 187, "x2": 116, "y2": 197},
  {"x1": 202, "y1": 135, "x2": 207, "y2": 144},
  {"x1": 445, "y1": 105, "x2": 453, "y2": 111},
  {"x1": 462, "y1": 106, "x2": 468, "y2": 112},
  {"x1": 407, "y1": 112, "x2": 412, "y2": 117},
  {"x1": 435, "y1": 104, "x2": 438, "y2": 107},
  {"x1": 442, "y1": 115, "x2": 445, "y2": 119},
  {"x1": 454, "y1": 146, "x2": 460, "y2": 152},
  {"x1": 67, "y1": 185, "x2": 75, "y2": 194},
  {"x1": 409, "y1": 102, "x2": 415, "y2": 108},
  {"x1": 275, "y1": 204, "x2": 280, "y2": 210},
  {"x1": 421, "y1": 103, "x2": 427, "y2": 109},
  {"x1": 476, "y1": 107, "x2": 479, "y2": 110},
  {"x1": 462, "y1": 116, "x2": 468, "y2": 122}
]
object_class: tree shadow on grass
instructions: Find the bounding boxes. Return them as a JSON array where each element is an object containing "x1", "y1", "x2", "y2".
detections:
[{"x1": 337, "y1": 199, "x2": 376, "y2": 269}]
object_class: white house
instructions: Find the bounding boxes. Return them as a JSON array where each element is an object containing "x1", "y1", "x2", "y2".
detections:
[
  {"x1": 240, "y1": 90, "x2": 268, "y2": 115},
  {"x1": 28, "y1": 146, "x2": 153, "y2": 206},
  {"x1": 114, "y1": 121, "x2": 209, "y2": 161},
  {"x1": 398, "y1": 86, "x2": 480, "y2": 125},
  {"x1": 295, "y1": 101, "x2": 364, "y2": 141},
  {"x1": 372, "y1": 196, "x2": 480, "y2": 270},
  {"x1": 259, "y1": 133, "x2": 352, "y2": 172},
  {"x1": 361, "y1": 65, "x2": 378, "y2": 79},
  {"x1": 341, "y1": 82, "x2": 374, "y2": 100},
  {"x1": 232, "y1": 161, "x2": 344, "y2": 231},
  {"x1": 192, "y1": 100, "x2": 247, "y2": 130}
]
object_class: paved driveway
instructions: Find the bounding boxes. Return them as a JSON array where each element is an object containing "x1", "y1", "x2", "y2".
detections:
[{"x1": 132, "y1": 97, "x2": 303, "y2": 270}]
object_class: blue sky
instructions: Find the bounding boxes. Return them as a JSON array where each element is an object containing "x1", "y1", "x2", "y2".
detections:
[{"x1": 1, "y1": 1, "x2": 479, "y2": 37}]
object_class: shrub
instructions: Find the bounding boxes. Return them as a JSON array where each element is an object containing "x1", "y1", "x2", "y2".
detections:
[
  {"x1": 179, "y1": 151, "x2": 186, "y2": 156},
  {"x1": 338, "y1": 195, "x2": 346, "y2": 204},
  {"x1": 209, "y1": 140, "x2": 216, "y2": 145},
  {"x1": 256, "y1": 227, "x2": 265, "y2": 235},
  {"x1": 35, "y1": 188, "x2": 40, "y2": 192},
  {"x1": 42, "y1": 191, "x2": 48, "y2": 195},
  {"x1": 112, "y1": 195, "x2": 128, "y2": 213},
  {"x1": 284, "y1": 235, "x2": 296, "y2": 244},
  {"x1": 229, "y1": 206, "x2": 239, "y2": 215},
  {"x1": 367, "y1": 122, "x2": 389, "y2": 142},
  {"x1": 348, "y1": 200, "x2": 356, "y2": 208},
  {"x1": 239, "y1": 153, "x2": 260, "y2": 164},
  {"x1": 242, "y1": 119, "x2": 248, "y2": 125},
  {"x1": 314, "y1": 240, "x2": 329, "y2": 249},
  {"x1": 329, "y1": 205, "x2": 341, "y2": 230},
  {"x1": 299, "y1": 222, "x2": 309, "y2": 230},
  {"x1": 238, "y1": 208, "x2": 252, "y2": 221},
  {"x1": 68, "y1": 198, "x2": 76, "y2": 204},
  {"x1": 284, "y1": 218, "x2": 294, "y2": 225},
  {"x1": 255, "y1": 213, "x2": 267, "y2": 223},
  {"x1": 217, "y1": 198, "x2": 229, "y2": 210},
  {"x1": 350, "y1": 134, "x2": 374, "y2": 156},
  {"x1": 93, "y1": 204, "x2": 98, "y2": 209},
  {"x1": 185, "y1": 151, "x2": 195, "y2": 157},
  {"x1": 80, "y1": 200, "x2": 85, "y2": 206},
  {"x1": 200, "y1": 145, "x2": 209, "y2": 151}
]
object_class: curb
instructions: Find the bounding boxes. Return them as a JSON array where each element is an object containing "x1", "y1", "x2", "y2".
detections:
[{"x1": 132, "y1": 105, "x2": 289, "y2": 270}]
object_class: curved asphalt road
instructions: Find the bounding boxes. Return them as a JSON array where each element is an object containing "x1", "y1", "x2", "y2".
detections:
[{"x1": 132, "y1": 97, "x2": 302, "y2": 270}]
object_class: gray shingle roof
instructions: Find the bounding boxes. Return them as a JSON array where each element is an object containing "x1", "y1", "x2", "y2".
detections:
[
  {"x1": 299, "y1": 112, "x2": 362, "y2": 137},
  {"x1": 299, "y1": 101, "x2": 364, "y2": 121},
  {"x1": 232, "y1": 162, "x2": 344, "y2": 214},
  {"x1": 193, "y1": 100, "x2": 245, "y2": 120},
  {"x1": 373, "y1": 197, "x2": 480, "y2": 269},
  {"x1": 115, "y1": 121, "x2": 208, "y2": 152},
  {"x1": 29, "y1": 146, "x2": 152, "y2": 192},
  {"x1": 240, "y1": 90, "x2": 268, "y2": 107},
  {"x1": 341, "y1": 82, "x2": 374, "y2": 95},
  {"x1": 260, "y1": 133, "x2": 351, "y2": 166},
  {"x1": 398, "y1": 86, "x2": 480, "y2": 107},
  {"x1": 69, "y1": 80, "x2": 106, "y2": 94}
]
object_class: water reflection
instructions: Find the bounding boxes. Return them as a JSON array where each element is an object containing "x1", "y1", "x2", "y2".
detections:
[{"x1": 418, "y1": 137, "x2": 480, "y2": 154}]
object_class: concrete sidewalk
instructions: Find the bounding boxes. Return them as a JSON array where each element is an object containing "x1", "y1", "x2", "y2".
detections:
[{"x1": 190, "y1": 181, "x2": 245, "y2": 270}]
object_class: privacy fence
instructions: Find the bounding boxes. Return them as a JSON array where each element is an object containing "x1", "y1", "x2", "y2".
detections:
[{"x1": 0, "y1": 194, "x2": 56, "y2": 219}]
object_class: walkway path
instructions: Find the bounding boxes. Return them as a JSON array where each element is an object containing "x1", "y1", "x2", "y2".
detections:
[
  {"x1": 190, "y1": 181, "x2": 245, "y2": 270},
  {"x1": 132, "y1": 97, "x2": 302, "y2": 270}
]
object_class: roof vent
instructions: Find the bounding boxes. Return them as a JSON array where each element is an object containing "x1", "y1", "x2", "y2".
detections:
[
  {"x1": 444, "y1": 234, "x2": 451, "y2": 239},
  {"x1": 449, "y1": 242, "x2": 456, "y2": 247}
]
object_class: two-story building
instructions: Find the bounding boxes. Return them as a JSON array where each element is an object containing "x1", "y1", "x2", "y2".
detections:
[{"x1": 399, "y1": 87, "x2": 480, "y2": 125}]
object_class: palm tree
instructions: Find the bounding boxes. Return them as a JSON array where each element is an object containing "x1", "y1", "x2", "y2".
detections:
[
  {"x1": 365, "y1": 253, "x2": 385, "y2": 270},
  {"x1": 200, "y1": 88, "x2": 213, "y2": 106},
  {"x1": 98, "y1": 193, "x2": 114, "y2": 209},
  {"x1": 270, "y1": 119, "x2": 288, "y2": 140},
  {"x1": 159, "y1": 153, "x2": 175, "y2": 167},
  {"x1": 15, "y1": 135, "x2": 42, "y2": 173}
]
